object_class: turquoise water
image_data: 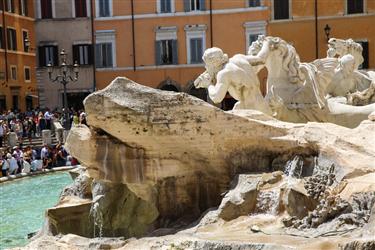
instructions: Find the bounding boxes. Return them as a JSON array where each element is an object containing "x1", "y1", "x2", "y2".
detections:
[{"x1": 0, "y1": 172, "x2": 73, "y2": 249}]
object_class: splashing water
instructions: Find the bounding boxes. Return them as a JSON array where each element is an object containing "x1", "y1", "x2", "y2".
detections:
[
  {"x1": 254, "y1": 190, "x2": 280, "y2": 215},
  {"x1": 90, "y1": 196, "x2": 104, "y2": 238},
  {"x1": 284, "y1": 156, "x2": 303, "y2": 179}
]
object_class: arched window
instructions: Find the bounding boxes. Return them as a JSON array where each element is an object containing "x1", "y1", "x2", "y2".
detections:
[{"x1": 158, "y1": 78, "x2": 181, "y2": 92}]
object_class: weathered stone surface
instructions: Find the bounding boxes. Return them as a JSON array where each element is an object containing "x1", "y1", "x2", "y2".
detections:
[
  {"x1": 217, "y1": 174, "x2": 260, "y2": 221},
  {"x1": 61, "y1": 77, "x2": 375, "y2": 239},
  {"x1": 46, "y1": 196, "x2": 93, "y2": 237}
]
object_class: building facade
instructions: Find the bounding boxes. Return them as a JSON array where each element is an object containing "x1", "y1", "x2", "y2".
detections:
[
  {"x1": 34, "y1": 0, "x2": 94, "y2": 110},
  {"x1": 267, "y1": 0, "x2": 375, "y2": 70},
  {"x1": 93, "y1": 0, "x2": 269, "y2": 103},
  {"x1": 0, "y1": 0, "x2": 37, "y2": 112},
  {"x1": 92, "y1": 0, "x2": 374, "y2": 105}
]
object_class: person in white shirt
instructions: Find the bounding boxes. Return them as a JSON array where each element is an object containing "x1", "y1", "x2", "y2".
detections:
[
  {"x1": 40, "y1": 144, "x2": 49, "y2": 159},
  {"x1": 8, "y1": 153, "x2": 18, "y2": 175},
  {"x1": 22, "y1": 160, "x2": 31, "y2": 173}
]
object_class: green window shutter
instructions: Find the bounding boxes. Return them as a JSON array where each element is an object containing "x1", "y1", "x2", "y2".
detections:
[
  {"x1": 172, "y1": 40, "x2": 178, "y2": 65},
  {"x1": 53, "y1": 46, "x2": 58, "y2": 66},
  {"x1": 72, "y1": 45, "x2": 79, "y2": 64},
  {"x1": 183, "y1": 0, "x2": 190, "y2": 12},
  {"x1": 199, "y1": 0, "x2": 205, "y2": 10},
  {"x1": 155, "y1": 41, "x2": 162, "y2": 65},
  {"x1": 38, "y1": 46, "x2": 46, "y2": 67}
]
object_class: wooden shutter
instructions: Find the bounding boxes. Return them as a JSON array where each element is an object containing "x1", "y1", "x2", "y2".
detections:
[
  {"x1": 53, "y1": 46, "x2": 58, "y2": 66},
  {"x1": 75, "y1": 0, "x2": 87, "y2": 17},
  {"x1": 155, "y1": 41, "x2": 162, "y2": 65},
  {"x1": 274, "y1": 0, "x2": 289, "y2": 20},
  {"x1": 38, "y1": 46, "x2": 46, "y2": 67},
  {"x1": 87, "y1": 44, "x2": 93, "y2": 65},
  {"x1": 95, "y1": 44, "x2": 102, "y2": 67},
  {"x1": 172, "y1": 40, "x2": 178, "y2": 65},
  {"x1": 106, "y1": 43, "x2": 113, "y2": 67},
  {"x1": 72, "y1": 45, "x2": 79, "y2": 64},
  {"x1": 197, "y1": 38, "x2": 203, "y2": 62},
  {"x1": 199, "y1": 0, "x2": 205, "y2": 10},
  {"x1": 183, "y1": 0, "x2": 190, "y2": 12},
  {"x1": 361, "y1": 41, "x2": 369, "y2": 69}
]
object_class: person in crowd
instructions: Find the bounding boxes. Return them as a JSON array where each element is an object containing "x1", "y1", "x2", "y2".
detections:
[
  {"x1": 8, "y1": 153, "x2": 18, "y2": 175},
  {"x1": 1, "y1": 152, "x2": 9, "y2": 176},
  {"x1": 44, "y1": 109, "x2": 53, "y2": 130},
  {"x1": 38, "y1": 112, "x2": 46, "y2": 132},
  {"x1": 55, "y1": 143, "x2": 67, "y2": 167},
  {"x1": 12, "y1": 146, "x2": 23, "y2": 173},
  {"x1": 0, "y1": 120, "x2": 5, "y2": 148},
  {"x1": 72, "y1": 112, "x2": 79, "y2": 127},
  {"x1": 79, "y1": 111, "x2": 87, "y2": 126}
]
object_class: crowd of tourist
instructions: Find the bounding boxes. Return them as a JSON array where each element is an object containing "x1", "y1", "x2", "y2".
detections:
[{"x1": 0, "y1": 108, "x2": 86, "y2": 177}]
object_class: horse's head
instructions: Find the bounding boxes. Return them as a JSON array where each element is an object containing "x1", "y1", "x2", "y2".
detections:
[
  {"x1": 252, "y1": 36, "x2": 303, "y2": 84},
  {"x1": 328, "y1": 38, "x2": 363, "y2": 68}
]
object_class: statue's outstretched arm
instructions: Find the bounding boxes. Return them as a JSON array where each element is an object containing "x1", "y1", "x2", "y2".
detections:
[{"x1": 208, "y1": 79, "x2": 229, "y2": 104}]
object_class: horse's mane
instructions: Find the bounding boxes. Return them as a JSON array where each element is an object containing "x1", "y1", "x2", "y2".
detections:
[{"x1": 268, "y1": 37, "x2": 304, "y2": 84}]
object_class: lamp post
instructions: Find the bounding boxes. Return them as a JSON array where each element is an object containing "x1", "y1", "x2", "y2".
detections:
[
  {"x1": 47, "y1": 49, "x2": 79, "y2": 130},
  {"x1": 324, "y1": 24, "x2": 331, "y2": 42}
]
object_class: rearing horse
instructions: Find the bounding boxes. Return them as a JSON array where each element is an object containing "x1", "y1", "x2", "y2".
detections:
[{"x1": 251, "y1": 36, "x2": 338, "y2": 110}]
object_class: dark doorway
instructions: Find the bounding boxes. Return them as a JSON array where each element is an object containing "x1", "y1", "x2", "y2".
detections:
[
  {"x1": 62, "y1": 92, "x2": 90, "y2": 111},
  {"x1": 0, "y1": 95, "x2": 6, "y2": 112},
  {"x1": 160, "y1": 84, "x2": 179, "y2": 92},
  {"x1": 12, "y1": 95, "x2": 19, "y2": 111},
  {"x1": 26, "y1": 96, "x2": 33, "y2": 110}
]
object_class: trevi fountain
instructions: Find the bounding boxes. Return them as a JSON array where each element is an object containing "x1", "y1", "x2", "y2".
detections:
[{"x1": 14, "y1": 37, "x2": 375, "y2": 250}]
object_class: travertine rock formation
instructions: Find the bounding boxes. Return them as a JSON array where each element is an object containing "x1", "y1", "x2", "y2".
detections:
[{"x1": 31, "y1": 77, "x2": 375, "y2": 249}]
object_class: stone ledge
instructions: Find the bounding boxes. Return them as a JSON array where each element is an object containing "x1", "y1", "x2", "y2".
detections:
[{"x1": 0, "y1": 166, "x2": 79, "y2": 184}]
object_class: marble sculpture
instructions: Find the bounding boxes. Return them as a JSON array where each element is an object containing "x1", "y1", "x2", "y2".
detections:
[{"x1": 195, "y1": 35, "x2": 375, "y2": 126}]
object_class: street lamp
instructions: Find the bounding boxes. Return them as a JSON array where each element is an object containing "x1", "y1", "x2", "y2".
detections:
[
  {"x1": 47, "y1": 49, "x2": 79, "y2": 130},
  {"x1": 324, "y1": 24, "x2": 331, "y2": 42}
]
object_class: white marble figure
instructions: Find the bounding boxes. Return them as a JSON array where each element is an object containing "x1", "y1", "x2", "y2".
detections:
[
  {"x1": 194, "y1": 35, "x2": 375, "y2": 126},
  {"x1": 194, "y1": 47, "x2": 271, "y2": 114}
]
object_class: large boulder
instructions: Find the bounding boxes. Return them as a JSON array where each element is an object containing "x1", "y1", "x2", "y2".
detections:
[{"x1": 60, "y1": 77, "x2": 375, "y2": 238}]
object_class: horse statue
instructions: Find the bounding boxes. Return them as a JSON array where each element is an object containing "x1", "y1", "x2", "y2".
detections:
[{"x1": 248, "y1": 35, "x2": 375, "y2": 126}]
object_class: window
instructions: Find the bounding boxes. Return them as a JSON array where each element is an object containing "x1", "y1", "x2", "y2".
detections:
[
  {"x1": 7, "y1": 28, "x2": 17, "y2": 51},
  {"x1": 5, "y1": 0, "x2": 15, "y2": 13},
  {"x1": 357, "y1": 41, "x2": 369, "y2": 69},
  {"x1": 95, "y1": 30, "x2": 115, "y2": 68},
  {"x1": 183, "y1": 0, "x2": 205, "y2": 12},
  {"x1": 75, "y1": 0, "x2": 87, "y2": 17},
  {"x1": 347, "y1": 0, "x2": 364, "y2": 14},
  {"x1": 24, "y1": 67, "x2": 30, "y2": 81},
  {"x1": 40, "y1": 0, "x2": 52, "y2": 19},
  {"x1": 274, "y1": 0, "x2": 289, "y2": 20},
  {"x1": 248, "y1": 0, "x2": 261, "y2": 7},
  {"x1": 19, "y1": 0, "x2": 28, "y2": 16},
  {"x1": 244, "y1": 21, "x2": 266, "y2": 53},
  {"x1": 159, "y1": 0, "x2": 172, "y2": 13},
  {"x1": 95, "y1": 43, "x2": 113, "y2": 68},
  {"x1": 0, "y1": 27, "x2": 4, "y2": 49},
  {"x1": 22, "y1": 30, "x2": 29, "y2": 52},
  {"x1": 38, "y1": 45, "x2": 58, "y2": 66},
  {"x1": 10, "y1": 66, "x2": 17, "y2": 80},
  {"x1": 97, "y1": 0, "x2": 111, "y2": 17},
  {"x1": 0, "y1": 0, "x2": 3, "y2": 11},
  {"x1": 185, "y1": 25, "x2": 206, "y2": 64},
  {"x1": 155, "y1": 26, "x2": 178, "y2": 65},
  {"x1": 156, "y1": 40, "x2": 177, "y2": 65},
  {"x1": 73, "y1": 44, "x2": 92, "y2": 65},
  {"x1": 190, "y1": 38, "x2": 203, "y2": 63}
]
